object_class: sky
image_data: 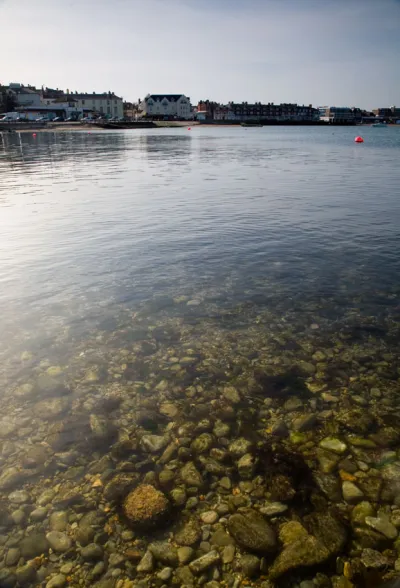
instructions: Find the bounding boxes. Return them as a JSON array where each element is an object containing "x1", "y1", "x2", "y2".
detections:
[{"x1": 1, "y1": 0, "x2": 399, "y2": 109}]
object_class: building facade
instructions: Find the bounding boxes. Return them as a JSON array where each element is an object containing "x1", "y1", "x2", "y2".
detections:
[
  {"x1": 123, "y1": 101, "x2": 139, "y2": 120},
  {"x1": 41, "y1": 89, "x2": 123, "y2": 118},
  {"x1": 197, "y1": 101, "x2": 318, "y2": 122},
  {"x1": 372, "y1": 106, "x2": 400, "y2": 122},
  {"x1": 70, "y1": 92, "x2": 123, "y2": 118},
  {"x1": 196, "y1": 100, "x2": 219, "y2": 120},
  {"x1": 7, "y1": 83, "x2": 42, "y2": 107},
  {"x1": 319, "y1": 106, "x2": 362, "y2": 123},
  {"x1": 15, "y1": 103, "x2": 84, "y2": 121},
  {"x1": 229, "y1": 102, "x2": 318, "y2": 121},
  {"x1": 140, "y1": 94, "x2": 192, "y2": 119}
]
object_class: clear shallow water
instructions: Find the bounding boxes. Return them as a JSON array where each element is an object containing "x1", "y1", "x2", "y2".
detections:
[
  {"x1": 1, "y1": 127, "x2": 400, "y2": 352},
  {"x1": 1, "y1": 126, "x2": 400, "y2": 587}
]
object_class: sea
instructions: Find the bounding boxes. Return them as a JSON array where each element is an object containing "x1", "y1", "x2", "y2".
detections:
[{"x1": 0, "y1": 125, "x2": 400, "y2": 586}]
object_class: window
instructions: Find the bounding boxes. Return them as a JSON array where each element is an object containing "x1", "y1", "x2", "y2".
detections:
[
  {"x1": 114, "y1": 100, "x2": 117, "y2": 105},
  {"x1": 82, "y1": 100, "x2": 85, "y2": 105},
  {"x1": 100, "y1": 106, "x2": 104, "y2": 113},
  {"x1": 107, "y1": 106, "x2": 111, "y2": 114}
]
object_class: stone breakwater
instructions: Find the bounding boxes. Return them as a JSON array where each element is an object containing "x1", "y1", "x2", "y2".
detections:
[{"x1": 0, "y1": 291, "x2": 400, "y2": 587}]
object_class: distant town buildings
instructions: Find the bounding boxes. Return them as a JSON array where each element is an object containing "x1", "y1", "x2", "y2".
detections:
[
  {"x1": 196, "y1": 101, "x2": 319, "y2": 122},
  {"x1": 139, "y1": 94, "x2": 193, "y2": 120},
  {"x1": 1, "y1": 83, "x2": 123, "y2": 121},
  {"x1": 372, "y1": 106, "x2": 400, "y2": 123},
  {"x1": 7, "y1": 83, "x2": 42, "y2": 107},
  {"x1": 1, "y1": 82, "x2": 400, "y2": 126},
  {"x1": 318, "y1": 106, "x2": 363, "y2": 124},
  {"x1": 123, "y1": 101, "x2": 140, "y2": 120},
  {"x1": 71, "y1": 92, "x2": 123, "y2": 119}
]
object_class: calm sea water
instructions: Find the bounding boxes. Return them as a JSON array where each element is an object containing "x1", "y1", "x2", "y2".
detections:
[
  {"x1": 1, "y1": 126, "x2": 400, "y2": 365},
  {"x1": 1, "y1": 126, "x2": 400, "y2": 586}
]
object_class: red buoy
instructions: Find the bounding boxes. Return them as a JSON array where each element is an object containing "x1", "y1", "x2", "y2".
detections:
[
  {"x1": 355, "y1": 136, "x2": 364, "y2": 143},
  {"x1": 32, "y1": 133, "x2": 37, "y2": 137},
  {"x1": 188, "y1": 127, "x2": 191, "y2": 130}
]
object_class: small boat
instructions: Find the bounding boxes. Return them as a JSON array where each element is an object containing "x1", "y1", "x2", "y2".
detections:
[
  {"x1": 240, "y1": 122, "x2": 263, "y2": 127},
  {"x1": 371, "y1": 122, "x2": 387, "y2": 127}
]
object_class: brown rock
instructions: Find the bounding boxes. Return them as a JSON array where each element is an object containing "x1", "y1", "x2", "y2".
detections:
[{"x1": 123, "y1": 484, "x2": 170, "y2": 528}]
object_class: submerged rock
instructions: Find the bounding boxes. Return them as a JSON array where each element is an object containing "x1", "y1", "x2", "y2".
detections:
[
  {"x1": 365, "y1": 515, "x2": 398, "y2": 540},
  {"x1": 174, "y1": 517, "x2": 201, "y2": 546},
  {"x1": 0, "y1": 467, "x2": 30, "y2": 491},
  {"x1": 270, "y1": 513, "x2": 346, "y2": 579},
  {"x1": 33, "y1": 396, "x2": 71, "y2": 419},
  {"x1": 227, "y1": 508, "x2": 277, "y2": 554},
  {"x1": 229, "y1": 437, "x2": 253, "y2": 457},
  {"x1": 189, "y1": 550, "x2": 220, "y2": 574},
  {"x1": 149, "y1": 542, "x2": 179, "y2": 567},
  {"x1": 223, "y1": 386, "x2": 241, "y2": 404},
  {"x1": 260, "y1": 502, "x2": 288, "y2": 517},
  {"x1": 141, "y1": 435, "x2": 168, "y2": 453},
  {"x1": 238, "y1": 453, "x2": 257, "y2": 480},
  {"x1": 292, "y1": 414, "x2": 317, "y2": 432},
  {"x1": 89, "y1": 414, "x2": 117, "y2": 441},
  {"x1": 81, "y1": 543, "x2": 104, "y2": 561},
  {"x1": 76, "y1": 511, "x2": 106, "y2": 546},
  {"x1": 123, "y1": 485, "x2": 170, "y2": 528},
  {"x1": 20, "y1": 532, "x2": 49, "y2": 558},
  {"x1": 191, "y1": 433, "x2": 214, "y2": 454},
  {"x1": 270, "y1": 523, "x2": 330, "y2": 579},
  {"x1": 46, "y1": 531, "x2": 72, "y2": 553},
  {"x1": 342, "y1": 481, "x2": 364, "y2": 504},
  {"x1": 103, "y1": 473, "x2": 140, "y2": 502},
  {"x1": 351, "y1": 501, "x2": 375, "y2": 527},
  {"x1": 181, "y1": 461, "x2": 203, "y2": 487},
  {"x1": 319, "y1": 438, "x2": 347, "y2": 454},
  {"x1": 361, "y1": 548, "x2": 389, "y2": 569},
  {"x1": 137, "y1": 551, "x2": 155, "y2": 573}
]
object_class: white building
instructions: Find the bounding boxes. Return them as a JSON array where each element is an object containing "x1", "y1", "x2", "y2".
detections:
[
  {"x1": 72, "y1": 92, "x2": 123, "y2": 118},
  {"x1": 139, "y1": 94, "x2": 192, "y2": 119},
  {"x1": 15, "y1": 102, "x2": 84, "y2": 121}
]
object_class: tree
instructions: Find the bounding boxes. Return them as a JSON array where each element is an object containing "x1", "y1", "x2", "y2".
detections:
[{"x1": 0, "y1": 86, "x2": 17, "y2": 112}]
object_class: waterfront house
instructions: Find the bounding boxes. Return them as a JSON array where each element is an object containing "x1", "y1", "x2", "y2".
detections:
[
  {"x1": 229, "y1": 102, "x2": 318, "y2": 122},
  {"x1": 372, "y1": 106, "x2": 400, "y2": 123},
  {"x1": 318, "y1": 106, "x2": 362, "y2": 124},
  {"x1": 70, "y1": 92, "x2": 123, "y2": 119},
  {"x1": 196, "y1": 100, "x2": 219, "y2": 121},
  {"x1": 15, "y1": 100, "x2": 84, "y2": 121},
  {"x1": 139, "y1": 94, "x2": 192, "y2": 120},
  {"x1": 41, "y1": 89, "x2": 123, "y2": 119},
  {"x1": 214, "y1": 104, "x2": 236, "y2": 121}
]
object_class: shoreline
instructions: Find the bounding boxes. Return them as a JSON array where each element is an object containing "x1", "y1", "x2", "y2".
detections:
[{"x1": 2, "y1": 122, "x2": 399, "y2": 134}]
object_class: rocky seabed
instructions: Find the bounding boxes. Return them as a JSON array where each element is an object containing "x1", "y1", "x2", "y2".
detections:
[{"x1": 1, "y1": 292, "x2": 400, "y2": 587}]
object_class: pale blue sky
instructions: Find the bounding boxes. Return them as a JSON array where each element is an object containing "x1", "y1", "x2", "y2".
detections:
[{"x1": 1, "y1": 0, "x2": 399, "y2": 108}]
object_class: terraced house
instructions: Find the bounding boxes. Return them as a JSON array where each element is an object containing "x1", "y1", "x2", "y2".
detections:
[{"x1": 72, "y1": 92, "x2": 123, "y2": 119}]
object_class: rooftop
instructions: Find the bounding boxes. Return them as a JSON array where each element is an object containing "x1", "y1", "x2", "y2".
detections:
[
  {"x1": 146, "y1": 94, "x2": 187, "y2": 102},
  {"x1": 72, "y1": 92, "x2": 122, "y2": 100}
]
